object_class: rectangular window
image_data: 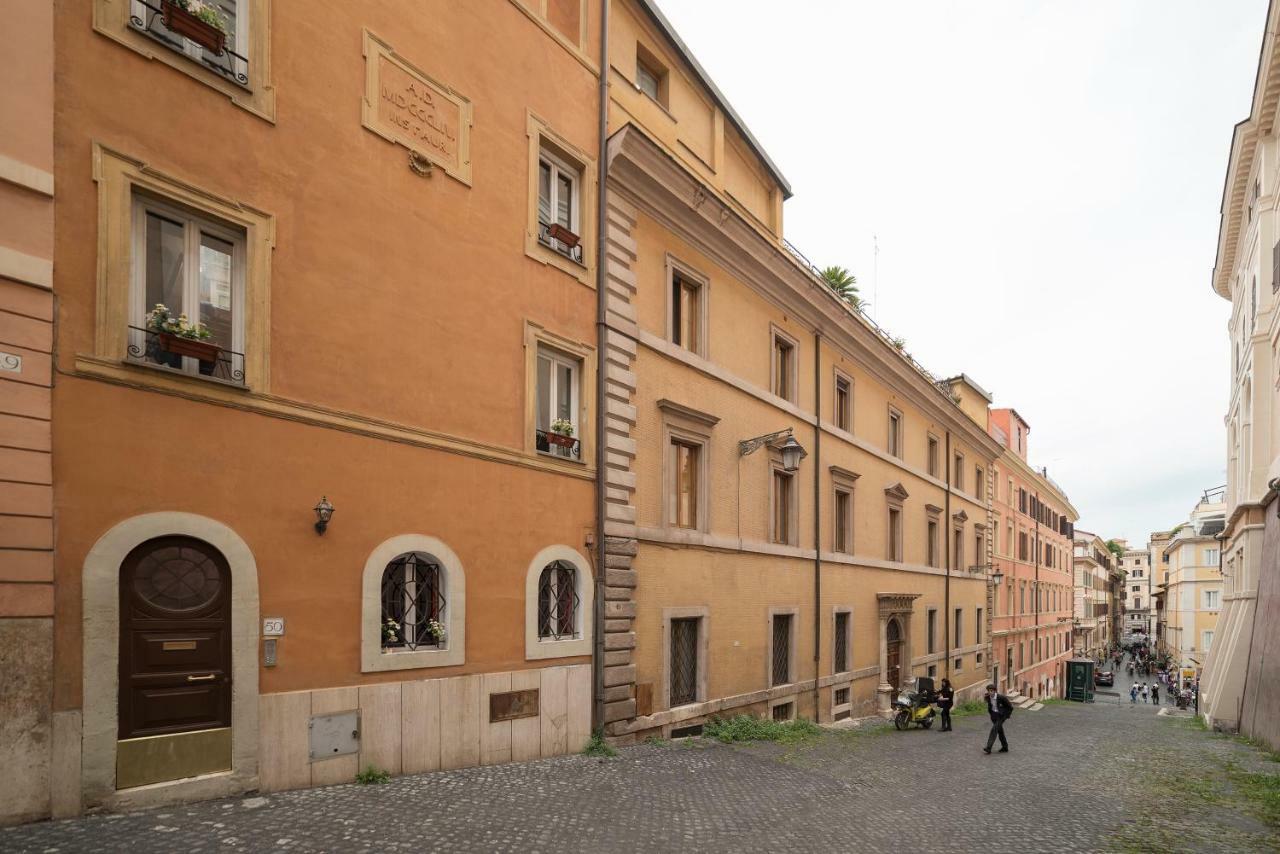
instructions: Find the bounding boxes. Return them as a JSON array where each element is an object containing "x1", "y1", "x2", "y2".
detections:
[
  {"x1": 670, "y1": 271, "x2": 702, "y2": 355},
  {"x1": 834, "y1": 374, "x2": 851, "y2": 431},
  {"x1": 771, "y1": 702, "x2": 794, "y2": 721},
  {"x1": 834, "y1": 488, "x2": 852, "y2": 553},
  {"x1": 954, "y1": 453, "x2": 965, "y2": 491},
  {"x1": 974, "y1": 466, "x2": 984, "y2": 500},
  {"x1": 954, "y1": 657, "x2": 962, "y2": 671},
  {"x1": 772, "y1": 469, "x2": 795, "y2": 545},
  {"x1": 953, "y1": 527, "x2": 964, "y2": 571},
  {"x1": 1205, "y1": 548, "x2": 1220, "y2": 566},
  {"x1": 954, "y1": 607, "x2": 963, "y2": 648},
  {"x1": 975, "y1": 529, "x2": 984, "y2": 568},
  {"x1": 976, "y1": 608, "x2": 983, "y2": 643},
  {"x1": 537, "y1": 146, "x2": 583, "y2": 262},
  {"x1": 669, "y1": 617, "x2": 699, "y2": 706},
  {"x1": 834, "y1": 611, "x2": 850, "y2": 673},
  {"x1": 927, "y1": 608, "x2": 937, "y2": 653},
  {"x1": 536, "y1": 345, "x2": 581, "y2": 459},
  {"x1": 927, "y1": 664, "x2": 937, "y2": 679},
  {"x1": 1202, "y1": 630, "x2": 1214, "y2": 651},
  {"x1": 772, "y1": 332, "x2": 796, "y2": 401},
  {"x1": 670, "y1": 440, "x2": 699, "y2": 529},
  {"x1": 636, "y1": 57, "x2": 661, "y2": 100},
  {"x1": 1204, "y1": 589, "x2": 1220, "y2": 609},
  {"x1": 887, "y1": 506, "x2": 902, "y2": 561},
  {"x1": 130, "y1": 195, "x2": 246, "y2": 385},
  {"x1": 634, "y1": 44, "x2": 668, "y2": 107},
  {"x1": 927, "y1": 519, "x2": 939, "y2": 568},
  {"x1": 888, "y1": 409, "x2": 902, "y2": 458},
  {"x1": 771, "y1": 614, "x2": 793, "y2": 685},
  {"x1": 927, "y1": 435, "x2": 939, "y2": 477}
]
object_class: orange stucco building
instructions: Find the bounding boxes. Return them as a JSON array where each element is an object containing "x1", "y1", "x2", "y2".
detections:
[{"x1": 0, "y1": 0, "x2": 1081, "y2": 824}]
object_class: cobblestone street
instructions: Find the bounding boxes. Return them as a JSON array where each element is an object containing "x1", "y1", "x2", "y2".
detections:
[{"x1": 4, "y1": 697, "x2": 1277, "y2": 854}]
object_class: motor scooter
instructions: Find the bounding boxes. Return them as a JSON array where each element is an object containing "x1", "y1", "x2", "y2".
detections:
[{"x1": 892, "y1": 676, "x2": 938, "y2": 731}]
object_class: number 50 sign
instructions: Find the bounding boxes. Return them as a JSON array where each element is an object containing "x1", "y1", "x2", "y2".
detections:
[{"x1": 262, "y1": 617, "x2": 285, "y2": 637}]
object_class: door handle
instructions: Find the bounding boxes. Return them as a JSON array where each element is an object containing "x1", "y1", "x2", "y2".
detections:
[{"x1": 187, "y1": 674, "x2": 217, "y2": 682}]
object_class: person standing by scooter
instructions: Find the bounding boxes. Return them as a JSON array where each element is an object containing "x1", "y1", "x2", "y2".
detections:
[
  {"x1": 937, "y1": 678, "x2": 955, "y2": 732},
  {"x1": 982, "y1": 683, "x2": 1012, "y2": 754}
]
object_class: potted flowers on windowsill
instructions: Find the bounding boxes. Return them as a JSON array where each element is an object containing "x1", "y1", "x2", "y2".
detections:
[
  {"x1": 161, "y1": 0, "x2": 229, "y2": 55},
  {"x1": 546, "y1": 223, "x2": 580, "y2": 249},
  {"x1": 547, "y1": 418, "x2": 576, "y2": 448},
  {"x1": 147, "y1": 303, "x2": 221, "y2": 364}
]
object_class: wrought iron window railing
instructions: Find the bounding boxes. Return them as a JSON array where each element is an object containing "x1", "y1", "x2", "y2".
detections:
[
  {"x1": 670, "y1": 617, "x2": 699, "y2": 706},
  {"x1": 129, "y1": 0, "x2": 250, "y2": 87},
  {"x1": 535, "y1": 428, "x2": 581, "y2": 460},
  {"x1": 127, "y1": 325, "x2": 246, "y2": 386},
  {"x1": 537, "y1": 221, "x2": 584, "y2": 264},
  {"x1": 536, "y1": 561, "x2": 579, "y2": 641},
  {"x1": 381, "y1": 552, "x2": 446, "y2": 651}
]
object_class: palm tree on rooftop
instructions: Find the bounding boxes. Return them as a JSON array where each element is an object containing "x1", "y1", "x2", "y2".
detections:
[{"x1": 819, "y1": 265, "x2": 864, "y2": 311}]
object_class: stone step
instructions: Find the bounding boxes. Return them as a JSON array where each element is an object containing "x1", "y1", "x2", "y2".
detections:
[
  {"x1": 1018, "y1": 699, "x2": 1035, "y2": 709},
  {"x1": 1029, "y1": 703, "x2": 1044, "y2": 711}
]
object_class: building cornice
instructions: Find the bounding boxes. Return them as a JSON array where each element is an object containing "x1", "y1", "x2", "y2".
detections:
[
  {"x1": 1000, "y1": 447, "x2": 1078, "y2": 520},
  {"x1": 1213, "y1": 0, "x2": 1280, "y2": 300},
  {"x1": 605, "y1": 123, "x2": 1004, "y2": 461}
]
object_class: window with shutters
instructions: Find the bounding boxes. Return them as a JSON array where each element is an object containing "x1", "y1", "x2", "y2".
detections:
[
  {"x1": 669, "y1": 617, "x2": 700, "y2": 707},
  {"x1": 772, "y1": 466, "x2": 797, "y2": 546},
  {"x1": 887, "y1": 505, "x2": 903, "y2": 562},
  {"x1": 771, "y1": 328, "x2": 798, "y2": 402},
  {"x1": 834, "y1": 610, "x2": 850, "y2": 673},
  {"x1": 834, "y1": 372, "x2": 852, "y2": 432},
  {"x1": 927, "y1": 518, "x2": 940, "y2": 567},
  {"x1": 833, "y1": 487, "x2": 853, "y2": 553},
  {"x1": 887, "y1": 407, "x2": 903, "y2": 458},
  {"x1": 770, "y1": 612, "x2": 794, "y2": 685},
  {"x1": 927, "y1": 434, "x2": 940, "y2": 477},
  {"x1": 974, "y1": 466, "x2": 984, "y2": 501},
  {"x1": 954, "y1": 452, "x2": 965, "y2": 491}
]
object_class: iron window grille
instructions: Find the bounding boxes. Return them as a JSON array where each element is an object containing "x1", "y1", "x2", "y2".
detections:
[
  {"x1": 771, "y1": 702, "x2": 793, "y2": 721},
  {"x1": 537, "y1": 561, "x2": 580, "y2": 640},
  {"x1": 128, "y1": 325, "x2": 246, "y2": 386},
  {"x1": 772, "y1": 614, "x2": 792, "y2": 686},
  {"x1": 129, "y1": 0, "x2": 250, "y2": 87},
  {"x1": 669, "y1": 617, "x2": 699, "y2": 706},
  {"x1": 834, "y1": 612, "x2": 849, "y2": 673},
  {"x1": 834, "y1": 687, "x2": 850, "y2": 706},
  {"x1": 380, "y1": 552, "x2": 446, "y2": 651}
]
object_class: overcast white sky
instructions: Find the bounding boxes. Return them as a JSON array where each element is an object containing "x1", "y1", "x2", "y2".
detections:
[{"x1": 659, "y1": 0, "x2": 1266, "y2": 545}]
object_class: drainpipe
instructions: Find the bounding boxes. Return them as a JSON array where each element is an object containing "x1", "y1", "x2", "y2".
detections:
[
  {"x1": 591, "y1": 0, "x2": 610, "y2": 733},
  {"x1": 944, "y1": 432, "x2": 951, "y2": 679},
  {"x1": 1034, "y1": 490, "x2": 1040, "y2": 687},
  {"x1": 812, "y1": 332, "x2": 822, "y2": 718}
]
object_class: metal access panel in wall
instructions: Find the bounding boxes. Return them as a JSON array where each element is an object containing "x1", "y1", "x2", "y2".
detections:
[{"x1": 309, "y1": 710, "x2": 360, "y2": 761}]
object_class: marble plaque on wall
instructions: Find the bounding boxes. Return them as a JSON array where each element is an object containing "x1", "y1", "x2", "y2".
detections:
[{"x1": 362, "y1": 29, "x2": 473, "y2": 186}]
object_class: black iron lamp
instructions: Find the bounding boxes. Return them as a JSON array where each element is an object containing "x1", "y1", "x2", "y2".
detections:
[
  {"x1": 738, "y1": 428, "x2": 807, "y2": 472},
  {"x1": 314, "y1": 496, "x2": 335, "y2": 535}
]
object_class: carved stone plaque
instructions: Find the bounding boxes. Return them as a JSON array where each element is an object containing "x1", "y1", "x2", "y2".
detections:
[
  {"x1": 362, "y1": 29, "x2": 473, "y2": 186},
  {"x1": 489, "y1": 689, "x2": 539, "y2": 723}
]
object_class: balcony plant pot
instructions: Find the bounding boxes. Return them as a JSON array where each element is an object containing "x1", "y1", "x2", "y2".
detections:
[
  {"x1": 546, "y1": 223, "x2": 580, "y2": 249},
  {"x1": 161, "y1": 1, "x2": 227, "y2": 54},
  {"x1": 547, "y1": 431, "x2": 576, "y2": 449},
  {"x1": 158, "y1": 331, "x2": 220, "y2": 363}
]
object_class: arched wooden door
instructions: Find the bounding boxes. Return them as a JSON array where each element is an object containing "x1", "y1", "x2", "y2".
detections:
[
  {"x1": 117, "y1": 536, "x2": 232, "y2": 786},
  {"x1": 886, "y1": 617, "x2": 903, "y2": 690}
]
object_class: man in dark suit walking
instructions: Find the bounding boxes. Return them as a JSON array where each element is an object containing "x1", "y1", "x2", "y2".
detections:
[{"x1": 982, "y1": 683, "x2": 1012, "y2": 754}]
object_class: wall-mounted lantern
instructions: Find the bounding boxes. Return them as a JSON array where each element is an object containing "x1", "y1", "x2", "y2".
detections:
[{"x1": 314, "y1": 496, "x2": 335, "y2": 535}]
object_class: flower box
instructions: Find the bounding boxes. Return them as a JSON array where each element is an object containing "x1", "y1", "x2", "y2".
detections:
[
  {"x1": 547, "y1": 431, "x2": 577, "y2": 448},
  {"x1": 158, "y1": 332, "x2": 221, "y2": 363},
  {"x1": 547, "y1": 223, "x2": 580, "y2": 249},
  {"x1": 162, "y1": 0, "x2": 227, "y2": 54}
]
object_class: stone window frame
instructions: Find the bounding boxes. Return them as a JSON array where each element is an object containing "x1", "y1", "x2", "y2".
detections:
[
  {"x1": 524, "y1": 544, "x2": 594, "y2": 661},
  {"x1": 770, "y1": 455, "x2": 799, "y2": 546},
  {"x1": 634, "y1": 41, "x2": 671, "y2": 109},
  {"x1": 833, "y1": 367, "x2": 853, "y2": 433},
  {"x1": 830, "y1": 466, "x2": 858, "y2": 554},
  {"x1": 974, "y1": 523, "x2": 986, "y2": 572},
  {"x1": 664, "y1": 254, "x2": 710, "y2": 359},
  {"x1": 661, "y1": 605, "x2": 709, "y2": 710},
  {"x1": 93, "y1": 0, "x2": 275, "y2": 121},
  {"x1": 523, "y1": 319, "x2": 596, "y2": 465},
  {"x1": 769, "y1": 324, "x2": 799, "y2": 404},
  {"x1": 830, "y1": 605, "x2": 854, "y2": 719},
  {"x1": 926, "y1": 432, "x2": 940, "y2": 477},
  {"x1": 91, "y1": 143, "x2": 274, "y2": 392},
  {"x1": 953, "y1": 449, "x2": 966, "y2": 492},
  {"x1": 767, "y1": 606, "x2": 799, "y2": 688},
  {"x1": 952, "y1": 510, "x2": 968, "y2": 571},
  {"x1": 524, "y1": 110, "x2": 596, "y2": 286},
  {"x1": 658, "y1": 399, "x2": 718, "y2": 534},
  {"x1": 974, "y1": 465, "x2": 985, "y2": 501},
  {"x1": 925, "y1": 504, "x2": 943, "y2": 568},
  {"x1": 884, "y1": 482, "x2": 908, "y2": 562},
  {"x1": 887, "y1": 405, "x2": 904, "y2": 459},
  {"x1": 361, "y1": 534, "x2": 466, "y2": 673},
  {"x1": 926, "y1": 607, "x2": 938, "y2": 654}
]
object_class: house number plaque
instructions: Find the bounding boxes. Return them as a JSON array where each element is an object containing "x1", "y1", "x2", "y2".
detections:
[
  {"x1": 489, "y1": 689, "x2": 539, "y2": 723},
  {"x1": 362, "y1": 29, "x2": 473, "y2": 186}
]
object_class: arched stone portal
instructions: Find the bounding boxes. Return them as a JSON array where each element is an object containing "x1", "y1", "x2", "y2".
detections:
[{"x1": 877, "y1": 592, "x2": 921, "y2": 716}]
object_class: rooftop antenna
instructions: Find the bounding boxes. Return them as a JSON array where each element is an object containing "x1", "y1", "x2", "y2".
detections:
[{"x1": 873, "y1": 233, "x2": 879, "y2": 322}]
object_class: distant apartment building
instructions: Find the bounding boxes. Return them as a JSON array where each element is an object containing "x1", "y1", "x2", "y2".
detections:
[
  {"x1": 1158, "y1": 493, "x2": 1227, "y2": 677},
  {"x1": 1072, "y1": 532, "x2": 1117, "y2": 656},
  {"x1": 1204, "y1": 0, "x2": 1280, "y2": 750},
  {"x1": 983, "y1": 407, "x2": 1077, "y2": 700},
  {"x1": 1117, "y1": 541, "x2": 1153, "y2": 637}
]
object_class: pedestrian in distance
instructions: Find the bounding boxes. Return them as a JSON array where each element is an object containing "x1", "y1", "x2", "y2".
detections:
[
  {"x1": 1130, "y1": 684, "x2": 1138, "y2": 704},
  {"x1": 1141, "y1": 683, "x2": 1149, "y2": 703},
  {"x1": 982, "y1": 683, "x2": 1013, "y2": 754},
  {"x1": 936, "y1": 677, "x2": 955, "y2": 732},
  {"x1": 1151, "y1": 684, "x2": 1160, "y2": 704}
]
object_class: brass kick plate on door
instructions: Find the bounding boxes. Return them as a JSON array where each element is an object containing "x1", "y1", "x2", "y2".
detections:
[{"x1": 162, "y1": 640, "x2": 198, "y2": 651}]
